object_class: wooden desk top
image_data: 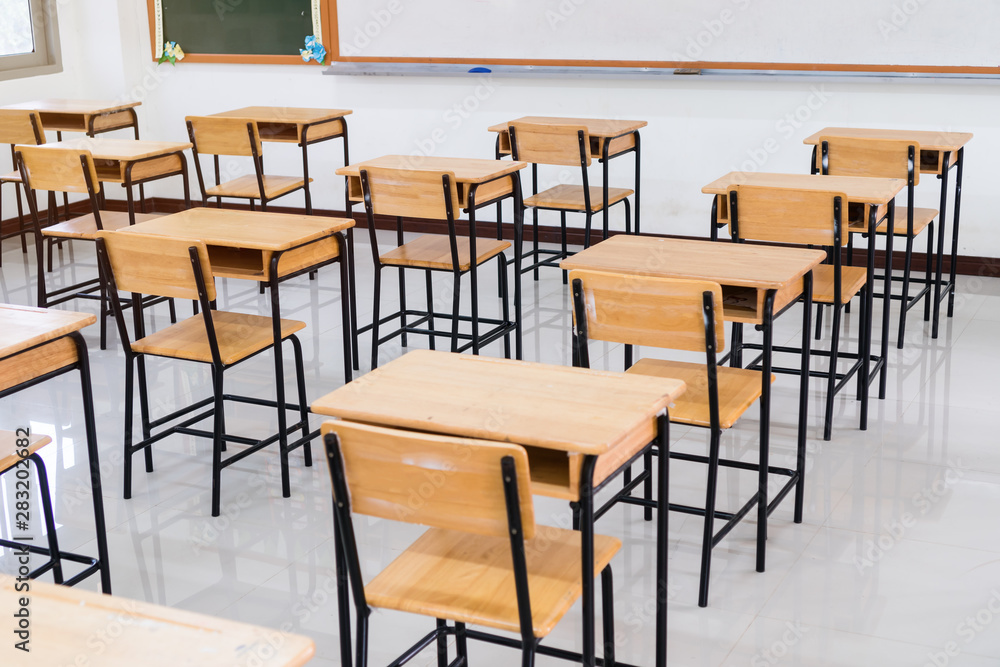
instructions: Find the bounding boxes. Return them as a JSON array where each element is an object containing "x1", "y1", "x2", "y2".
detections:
[
  {"x1": 0, "y1": 305, "x2": 94, "y2": 358},
  {"x1": 0, "y1": 578, "x2": 314, "y2": 666},
  {"x1": 561, "y1": 236, "x2": 826, "y2": 291},
  {"x1": 120, "y1": 208, "x2": 354, "y2": 251},
  {"x1": 211, "y1": 106, "x2": 353, "y2": 124},
  {"x1": 1, "y1": 99, "x2": 140, "y2": 115},
  {"x1": 337, "y1": 155, "x2": 527, "y2": 183},
  {"x1": 312, "y1": 349, "x2": 684, "y2": 457},
  {"x1": 42, "y1": 138, "x2": 192, "y2": 161},
  {"x1": 488, "y1": 116, "x2": 647, "y2": 137},
  {"x1": 803, "y1": 127, "x2": 973, "y2": 151},
  {"x1": 702, "y1": 172, "x2": 904, "y2": 204}
]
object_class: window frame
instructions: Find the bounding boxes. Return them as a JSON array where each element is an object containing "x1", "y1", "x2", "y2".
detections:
[{"x1": 0, "y1": 0, "x2": 62, "y2": 81}]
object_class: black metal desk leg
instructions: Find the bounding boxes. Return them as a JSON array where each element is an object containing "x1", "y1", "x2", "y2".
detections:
[
  {"x1": 932, "y1": 151, "x2": 951, "y2": 339},
  {"x1": 795, "y1": 272, "x2": 813, "y2": 523},
  {"x1": 757, "y1": 290, "x2": 776, "y2": 572},
  {"x1": 947, "y1": 147, "x2": 964, "y2": 318},
  {"x1": 268, "y1": 254, "x2": 291, "y2": 498},
  {"x1": 71, "y1": 331, "x2": 111, "y2": 594},
  {"x1": 655, "y1": 411, "x2": 670, "y2": 667},
  {"x1": 633, "y1": 131, "x2": 641, "y2": 235},
  {"x1": 513, "y1": 175, "x2": 524, "y2": 360},
  {"x1": 579, "y1": 455, "x2": 598, "y2": 667},
  {"x1": 879, "y1": 204, "x2": 894, "y2": 399}
]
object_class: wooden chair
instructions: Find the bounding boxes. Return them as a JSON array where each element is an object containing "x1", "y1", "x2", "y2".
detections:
[
  {"x1": 729, "y1": 185, "x2": 879, "y2": 440},
  {"x1": 508, "y1": 122, "x2": 633, "y2": 283},
  {"x1": 15, "y1": 145, "x2": 170, "y2": 350},
  {"x1": 95, "y1": 231, "x2": 311, "y2": 517},
  {"x1": 570, "y1": 269, "x2": 778, "y2": 608},
  {"x1": 817, "y1": 135, "x2": 935, "y2": 349},
  {"x1": 0, "y1": 110, "x2": 46, "y2": 264},
  {"x1": 359, "y1": 166, "x2": 514, "y2": 369},
  {"x1": 0, "y1": 431, "x2": 70, "y2": 585},
  {"x1": 186, "y1": 116, "x2": 311, "y2": 213},
  {"x1": 322, "y1": 420, "x2": 621, "y2": 667}
]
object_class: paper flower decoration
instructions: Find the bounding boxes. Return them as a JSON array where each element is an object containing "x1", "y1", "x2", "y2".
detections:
[
  {"x1": 158, "y1": 41, "x2": 185, "y2": 66},
  {"x1": 300, "y1": 35, "x2": 326, "y2": 64}
]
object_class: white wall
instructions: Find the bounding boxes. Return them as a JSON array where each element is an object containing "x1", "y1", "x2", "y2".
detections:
[{"x1": 4, "y1": 1, "x2": 999, "y2": 261}]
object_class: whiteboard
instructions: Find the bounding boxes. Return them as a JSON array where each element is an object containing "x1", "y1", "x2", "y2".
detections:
[{"x1": 334, "y1": 0, "x2": 1000, "y2": 70}]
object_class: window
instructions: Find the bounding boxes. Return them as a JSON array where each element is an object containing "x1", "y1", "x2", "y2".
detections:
[{"x1": 0, "y1": 0, "x2": 61, "y2": 81}]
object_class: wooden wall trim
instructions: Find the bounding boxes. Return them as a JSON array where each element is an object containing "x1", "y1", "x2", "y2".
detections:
[{"x1": 3, "y1": 196, "x2": 997, "y2": 279}]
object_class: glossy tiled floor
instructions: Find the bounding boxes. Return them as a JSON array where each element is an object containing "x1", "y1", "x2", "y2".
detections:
[{"x1": 2, "y1": 233, "x2": 1000, "y2": 666}]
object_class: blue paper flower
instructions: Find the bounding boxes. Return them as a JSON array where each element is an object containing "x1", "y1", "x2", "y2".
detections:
[
  {"x1": 158, "y1": 41, "x2": 185, "y2": 66},
  {"x1": 300, "y1": 35, "x2": 326, "y2": 64}
]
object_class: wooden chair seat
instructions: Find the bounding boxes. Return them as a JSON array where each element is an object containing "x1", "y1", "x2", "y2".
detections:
[
  {"x1": 206, "y1": 175, "x2": 310, "y2": 200},
  {"x1": 366, "y1": 526, "x2": 620, "y2": 638},
  {"x1": 0, "y1": 170, "x2": 20, "y2": 183},
  {"x1": 812, "y1": 264, "x2": 868, "y2": 305},
  {"x1": 881, "y1": 207, "x2": 937, "y2": 236},
  {"x1": 0, "y1": 430, "x2": 51, "y2": 474},
  {"x1": 849, "y1": 207, "x2": 936, "y2": 236},
  {"x1": 524, "y1": 184, "x2": 634, "y2": 212},
  {"x1": 131, "y1": 310, "x2": 306, "y2": 366},
  {"x1": 380, "y1": 235, "x2": 511, "y2": 271},
  {"x1": 627, "y1": 359, "x2": 770, "y2": 429},
  {"x1": 40, "y1": 212, "x2": 165, "y2": 240}
]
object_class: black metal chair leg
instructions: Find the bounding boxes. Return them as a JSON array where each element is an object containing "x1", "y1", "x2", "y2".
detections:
[
  {"x1": 584, "y1": 211, "x2": 593, "y2": 249},
  {"x1": 499, "y1": 255, "x2": 511, "y2": 360},
  {"x1": 211, "y1": 366, "x2": 225, "y2": 518},
  {"x1": 399, "y1": 265, "x2": 408, "y2": 348},
  {"x1": 533, "y1": 212, "x2": 540, "y2": 281},
  {"x1": 456, "y1": 623, "x2": 468, "y2": 662},
  {"x1": 601, "y1": 566, "x2": 616, "y2": 667},
  {"x1": 623, "y1": 198, "x2": 632, "y2": 235},
  {"x1": 436, "y1": 619, "x2": 449, "y2": 667},
  {"x1": 698, "y1": 428, "x2": 721, "y2": 608},
  {"x1": 924, "y1": 221, "x2": 934, "y2": 322},
  {"x1": 425, "y1": 270, "x2": 436, "y2": 351},
  {"x1": 560, "y1": 211, "x2": 568, "y2": 284},
  {"x1": 824, "y1": 303, "x2": 842, "y2": 441},
  {"x1": 136, "y1": 356, "x2": 154, "y2": 472},
  {"x1": 370, "y1": 269, "x2": 383, "y2": 370},
  {"x1": 32, "y1": 453, "x2": 64, "y2": 584},
  {"x1": 290, "y1": 334, "x2": 311, "y2": 465},
  {"x1": 643, "y1": 448, "x2": 653, "y2": 522},
  {"x1": 897, "y1": 232, "x2": 914, "y2": 349},
  {"x1": 450, "y1": 272, "x2": 462, "y2": 353},
  {"x1": 815, "y1": 302, "x2": 824, "y2": 340},
  {"x1": 123, "y1": 356, "x2": 135, "y2": 500}
]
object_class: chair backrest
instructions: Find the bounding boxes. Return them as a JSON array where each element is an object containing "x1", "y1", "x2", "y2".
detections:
[
  {"x1": 508, "y1": 122, "x2": 591, "y2": 168},
  {"x1": 817, "y1": 135, "x2": 919, "y2": 185},
  {"x1": 15, "y1": 145, "x2": 101, "y2": 195},
  {"x1": 728, "y1": 185, "x2": 847, "y2": 247},
  {"x1": 0, "y1": 109, "x2": 45, "y2": 146},
  {"x1": 96, "y1": 231, "x2": 216, "y2": 302},
  {"x1": 321, "y1": 420, "x2": 535, "y2": 540},
  {"x1": 360, "y1": 166, "x2": 460, "y2": 221},
  {"x1": 569, "y1": 269, "x2": 725, "y2": 353},
  {"x1": 185, "y1": 116, "x2": 261, "y2": 157}
]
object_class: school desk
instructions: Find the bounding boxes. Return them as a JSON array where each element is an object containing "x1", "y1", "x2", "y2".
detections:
[
  {"x1": 703, "y1": 171, "x2": 906, "y2": 406},
  {"x1": 563, "y1": 235, "x2": 823, "y2": 565},
  {"x1": 0, "y1": 304, "x2": 110, "y2": 593},
  {"x1": 0, "y1": 578, "x2": 314, "y2": 666},
  {"x1": 312, "y1": 349, "x2": 685, "y2": 667},
  {"x1": 120, "y1": 208, "x2": 355, "y2": 385},
  {"x1": 42, "y1": 138, "x2": 192, "y2": 220},
  {"x1": 804, "y1": 128, "x2": 973, "y2": 339},
  {"x1": 209, "y1": 106, "x2": 352, "y2": 214},
  {"x1": 337, "y1": 155, "x2": 528, "y2": 361},
  {"x1": 490, "y1": 116, "x2": 645, "y2": 238}
]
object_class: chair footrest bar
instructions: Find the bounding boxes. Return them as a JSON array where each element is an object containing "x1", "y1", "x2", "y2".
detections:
[{"x1": 463, "y1": 628, "x2": 637, "y2": 667}]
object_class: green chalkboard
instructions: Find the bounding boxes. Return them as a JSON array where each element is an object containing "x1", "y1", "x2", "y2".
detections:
[{"x1": 161, "y1": 0, "x2": 313, "y2": 56}]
